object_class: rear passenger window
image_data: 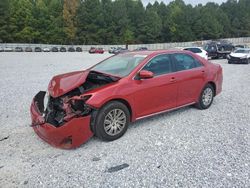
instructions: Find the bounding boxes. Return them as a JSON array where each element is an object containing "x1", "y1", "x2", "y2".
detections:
[
  {"x1": 173, "y1": 53, "x2": 203, "y2": 71},
  {"x1": 143, "y1": 54, "x2": 173, "y2": 76}
]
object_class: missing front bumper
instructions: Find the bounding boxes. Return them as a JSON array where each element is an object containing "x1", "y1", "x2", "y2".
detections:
[{"x1": 30, "y1": 91, "x2": 94, "y2": 149}]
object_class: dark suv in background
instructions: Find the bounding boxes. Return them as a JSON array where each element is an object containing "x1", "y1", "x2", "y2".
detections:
[{"x1": 204, "y1": 40, "x2": 235, "y2": 59}]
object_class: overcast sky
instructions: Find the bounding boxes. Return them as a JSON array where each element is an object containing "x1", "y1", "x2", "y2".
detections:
[{"x1": 141, "y1": 0, "x2": 227, "y2": 6}]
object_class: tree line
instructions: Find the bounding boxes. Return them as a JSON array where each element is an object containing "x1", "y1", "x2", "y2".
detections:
[{"x1": 0, "y1": 0, "x2": 250, "y2": 45}]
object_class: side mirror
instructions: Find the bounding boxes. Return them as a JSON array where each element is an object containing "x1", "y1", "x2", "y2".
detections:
[{"x1": 138, "y1": 70, "x2": 154, "y2": 79}]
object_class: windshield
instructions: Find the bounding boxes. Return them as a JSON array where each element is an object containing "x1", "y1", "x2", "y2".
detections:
[
  {"x1": 91, "y1": 54, "x2": 147, "y2": 77},
  {"x1": 204, "y1": 44, "x2": 216, "y2": 51},
  {"x1": 234, "y1": 49, "x2": 250, "y2": 54}
]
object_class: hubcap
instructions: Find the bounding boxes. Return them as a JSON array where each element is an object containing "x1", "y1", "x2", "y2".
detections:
[
  {"x1": 202, "y1": 88, "x2": 213, "y2": 106},
  {"x1": 104, "y1": 109, "x2": 126, "y2": 136}
]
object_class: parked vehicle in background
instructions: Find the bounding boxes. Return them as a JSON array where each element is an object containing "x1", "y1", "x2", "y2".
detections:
[
  {"x1": 96, "y1": 48, "x2": 104, "y2": 54},
  {"x1": 30, "y1": 50, "x2": 223, "y2": 149},
  {"x1": 89, "y1": 47, "x2": 104, "y2": 54},
  {"x1": 76, "y1": 47, "x2": 82, "y2": 52},
  {"x1": 135, "y1": 47, "x2": 148, "y2": 51},
  {"x1": 204, "y1": 41, "x2": 235, "y2": 59},
  {"x1": 51, "y1": 47, "x2": 59, "y2": 52},
  {"x1": 89, "y1": 47, "x2": 95, "y2": 53},
  {"x1": 235, "y1": 44, "x2": 248, "y2": 49},
  {"x1": 35, "y1": 47, "x2": 42, "y2": 52},
  {"x1": 0, "y1": 47, "x2": 3, "y2": 52},
  {"x1": 4, "y1": 47, "x2": 13, "y2": 52},
  {"x1": 227, "y1": 48, "x2": 250, "y2": 64},
  {"x1": 109, "y1": 47, "x2": 117, "y2": 54},
  {"x1": 15, "y1": 47, "x2": 23, "y2": 52},
  {"x1": 68, "y1": 47, "x2": 75, "y2": 52},
  {"x1": 43, "y1": 48, "x2": 50, "y2": 52},
  {"x1": 60, "y1": 47, "x2": 67, "y2": 52},
  {"x1": 183, "y1": 47, "x2": 208, "y2": 60},
  {"x1": 113, "y1": 47, "x2": 129, "y2": 54},
  {"x1": 25, "y1": 47, "x2": 33, "y2": 52}
]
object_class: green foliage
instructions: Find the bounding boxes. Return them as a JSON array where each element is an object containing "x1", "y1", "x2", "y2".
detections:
[
  {"x1": 0, "y1": 0, "x2": 249, "y2": 44},
  {"x1": 0, "y1": 0, "x2": 10, "y2": 42}
]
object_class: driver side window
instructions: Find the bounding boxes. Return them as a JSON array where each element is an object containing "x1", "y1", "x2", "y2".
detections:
[{"x1": 142, "y1": 54, "x2": 173, "y2": 76}]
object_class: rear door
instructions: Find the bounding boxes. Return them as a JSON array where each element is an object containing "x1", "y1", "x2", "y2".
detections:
[{"x1": 171, "y1": 53, "x2": 206, "y2": 106}]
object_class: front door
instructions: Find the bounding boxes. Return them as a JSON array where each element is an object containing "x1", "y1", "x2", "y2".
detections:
[{"x1": 133, "y1": 54, "x2": 178, "y2": 118}]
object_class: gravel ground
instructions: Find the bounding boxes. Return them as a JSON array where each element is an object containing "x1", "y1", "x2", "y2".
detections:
[{"x1": 0, "y1": 52, "x2": 249, "y2": 188}]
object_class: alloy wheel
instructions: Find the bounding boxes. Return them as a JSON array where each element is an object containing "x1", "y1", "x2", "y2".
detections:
[{"x1": 104, "y1": 109, "x2": 126, "y2": 136}]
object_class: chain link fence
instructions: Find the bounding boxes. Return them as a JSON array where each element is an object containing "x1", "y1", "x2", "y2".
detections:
[{"x1": 1, "y1": 37, "x2": 250, "y2": 51}]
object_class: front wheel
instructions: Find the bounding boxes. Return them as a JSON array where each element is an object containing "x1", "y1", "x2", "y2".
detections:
[
  {"x1": 196, "y1": 84, "x2": 215, "y2": 110},
  {"x1": 94, "y1": 101, "x2": 130, "y2": 141}
]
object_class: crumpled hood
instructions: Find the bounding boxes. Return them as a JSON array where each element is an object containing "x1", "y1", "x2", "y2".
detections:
[
  {"x1": 48, "y1": 70, "x2": 89, "y2": 98},
  {"x1": 230, "y1": 53, "x2": 250, "y2": 58}
]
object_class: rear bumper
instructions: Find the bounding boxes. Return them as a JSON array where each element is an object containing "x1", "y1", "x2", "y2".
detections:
[{"x1": 30, "y1": 92, "x2": 93, "y2": 149}]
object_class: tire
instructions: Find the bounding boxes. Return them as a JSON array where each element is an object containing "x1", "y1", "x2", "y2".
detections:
[
  {"x1": 196, "y1": 84, "x2": 215, "y2": 110},
  {"x1": 94, "y1": 101, "x2": 130, "y2": 141},
  {"x1": 213, "y1": 55, "x2": 219, "y2": 59}
]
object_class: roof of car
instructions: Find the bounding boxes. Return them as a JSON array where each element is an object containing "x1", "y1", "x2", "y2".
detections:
[
  {"x1": 121, "y1": 49, "x2": 188, "y2": 56},
  {"x1": 183, "y1": 47, "x2": 203, "y2": 49}
]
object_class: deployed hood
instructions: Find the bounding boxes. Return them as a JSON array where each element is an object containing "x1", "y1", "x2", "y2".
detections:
[
  {"x1": 48, "y1": 70, "x2": 89, "y2": 98},
  {"x1": 230, "y1": 53, "x2": 250, "y2": 58}
]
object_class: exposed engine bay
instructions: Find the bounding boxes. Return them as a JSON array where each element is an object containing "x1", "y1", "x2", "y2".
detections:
[{"x1": 37, "y1": 71, "x2": 119, "y2": 127}]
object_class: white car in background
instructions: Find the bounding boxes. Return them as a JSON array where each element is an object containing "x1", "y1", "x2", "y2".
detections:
[
  {"x1": 3, "y1": 47, "x2": 13, "y2": 52},
  {"x1": 43, "y1": 47, "x2": 50, "y2": 52},
  {"x1": 227, "y1": 48, "x2": 250, "y2": 64},
  {"x1": 183, "y1": 47, "x2": 208, "y2": 60}
]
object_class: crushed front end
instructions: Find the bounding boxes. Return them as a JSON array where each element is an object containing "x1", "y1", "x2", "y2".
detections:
[
  {"x1": 30, "y1": 71, "x2": 119, "y2": 149},
  {"x1": 30, "y1": 91, "x2": 94, "y2": 149}
]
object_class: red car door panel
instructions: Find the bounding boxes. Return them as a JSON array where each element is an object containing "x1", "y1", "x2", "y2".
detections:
[
  {"x1": 171, "y1": 53, "x2": 206, "y2": 106},
  {"x1": 133, "y1": 73, "x2": 178, "y2": 117},
  {"x1": 132, "y1": 54, "x2": 178, "y2": 118},
  {"x1": 175, "y1": 67, "x2": 205, "y2": 106}
]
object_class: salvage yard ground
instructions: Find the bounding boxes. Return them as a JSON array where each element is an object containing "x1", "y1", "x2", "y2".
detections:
[{"x1": 0, "y1": 52, "x2": 249, "y2": 187}]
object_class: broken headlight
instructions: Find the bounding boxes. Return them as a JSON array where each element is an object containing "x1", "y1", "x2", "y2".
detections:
[{"x1": 43, "y1": 90, "x2": 50, "y2": 114}]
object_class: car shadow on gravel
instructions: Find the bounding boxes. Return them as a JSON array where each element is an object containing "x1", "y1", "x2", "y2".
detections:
[{"x1": 76, "y1": 106, "x2": 194, "y2": 149}]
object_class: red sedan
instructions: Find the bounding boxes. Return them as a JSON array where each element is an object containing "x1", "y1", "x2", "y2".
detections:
[
  {"x1": 89, "y1": 47, "x2": 104, "y2": 54},
  {"x1": 30, "y1": 50, "x2": 223, "y2": 149}
]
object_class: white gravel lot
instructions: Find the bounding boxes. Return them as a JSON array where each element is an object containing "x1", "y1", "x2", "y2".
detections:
[{"x1": 0, "y1": 52, "x2": 249, "y2": 188}]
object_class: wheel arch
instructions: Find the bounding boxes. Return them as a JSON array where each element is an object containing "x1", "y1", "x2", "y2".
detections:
[
  {"x1": 101, "y1": 98, "x2": 133, "y2": 122},
  {"x1": 207, "y1": 81, "x2": 216, "y2": 96}
]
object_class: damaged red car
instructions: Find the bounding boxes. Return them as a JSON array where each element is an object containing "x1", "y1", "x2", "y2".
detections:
[{"x1": 30, "y1": 50, "x2": 223, "y2": 149}]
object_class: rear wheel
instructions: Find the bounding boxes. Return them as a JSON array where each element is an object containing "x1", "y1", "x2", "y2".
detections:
[
  {"x1": 196, "y1": 84, "x2": 215, "y2": 110},
  {"x1": 94, "y1": 101, "x2": 130, "y2": 141}
]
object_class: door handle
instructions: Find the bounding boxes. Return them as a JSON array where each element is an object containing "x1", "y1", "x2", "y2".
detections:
[
  {"x1": 202, "y1": 70, "x2": 205, "y2": 73},
  {"x1": 170, "y1": 77, "x2": 177, "y2": 83}
]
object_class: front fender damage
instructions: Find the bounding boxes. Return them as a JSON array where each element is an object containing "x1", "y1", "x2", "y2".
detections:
[
  {"x1": 30, "y1": 91, "x2": 94, "y2": 149},
  {"x1": 30, "y1": 71, "x2": 119, "y2": 149}
]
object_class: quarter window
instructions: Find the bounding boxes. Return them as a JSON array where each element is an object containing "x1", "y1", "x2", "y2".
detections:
[
  {"x1": 143, "y1": 54, "x2": 173, "y2": 76},
  {"x1": 173, "y1": 53, "x2": 203, "y2": 71}
]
